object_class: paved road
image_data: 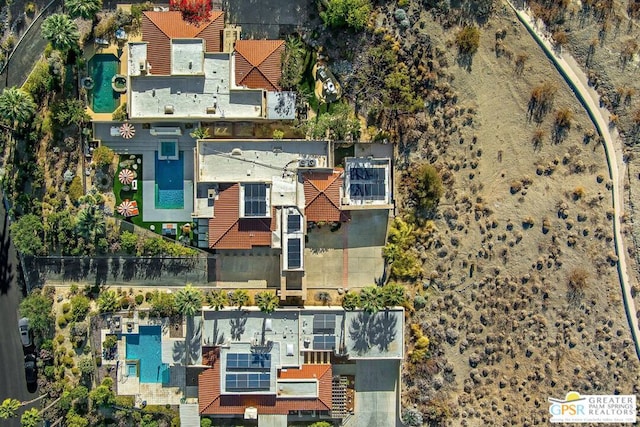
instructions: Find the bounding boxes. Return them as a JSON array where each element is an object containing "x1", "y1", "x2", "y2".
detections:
[
  {"x1": 0, "y1": 192, "x2": 33, "y2": 426},
  {"x1": 0, "y1": 0, "x2": 61, "y2": 90},
  {"x1": 508, "y1": 2, "x2": 640, "y2": 360}
]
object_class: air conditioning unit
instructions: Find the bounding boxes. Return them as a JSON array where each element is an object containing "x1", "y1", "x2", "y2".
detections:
[
  {"x1": 164, "y1": 105, "x2": 174, "y2": 115},
  {"x1": 207, "y1": 189, "x2": 217, "y2": 199},
  {"x1": 298, "y1": 159, "x2": 308, "y2": 168},
  {"x1": 307, "y1": 158, "x2": 317, "y2": 167},
  {"x1": 139, "y1": 61, "x2": 147, "y2": 73}
]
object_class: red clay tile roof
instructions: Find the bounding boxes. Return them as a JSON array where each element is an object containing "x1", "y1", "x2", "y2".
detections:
[
  {"x1": 199, "y1": 362, "x2": 332, "y2": 415},
  {"x1": 235, "y1": 40, "x2": 285, "y2": 91},
  {"x1": 303, "y1": 170, "x2": 349, "y2": 223},
  {"x1": 208, "y1": 183, "x2": 275, "y2": 249},
  {"x1": 142, "y1": 11, "x2": 224, "y2": 75}
]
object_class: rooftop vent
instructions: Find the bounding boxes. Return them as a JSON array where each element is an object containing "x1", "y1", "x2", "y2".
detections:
[
  {"x1": 206, "y1": 106, "x2": 216, "y2": 114},
  {"x1": 231, "y1": 148, "x2": 242, "y2": 156},
  {"x1": 164, "y1": 105, "x2": 174, "y2": 114}
]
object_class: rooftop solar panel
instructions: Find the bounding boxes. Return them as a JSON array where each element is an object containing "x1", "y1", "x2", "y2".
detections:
[
  {"x1": 226, "y1": 373, "x2": 271, "y2": 390},
  {"x1": 313, "y1": 335, "x2": 336, "y2": 351},
  {"x1": 313, "y1": 313, "x2": 336, "y2": 332},
  {"x1": 287, "y1": 238, "x2": 301, "y2": 269},
  {"x1": 227, "y1": 353, "x2": 271, "y2": 370}
]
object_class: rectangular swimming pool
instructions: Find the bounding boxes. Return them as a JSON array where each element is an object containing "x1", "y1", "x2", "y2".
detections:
[
  {"x1": 88, "y1": 54, "x2": 120, "y2": 113},
  {"x1": 155, "y1": 151, "x2": 184, "y2": 209},
  {"x1": 125, "y1": 325, "x2": 169, "y2": 384}
]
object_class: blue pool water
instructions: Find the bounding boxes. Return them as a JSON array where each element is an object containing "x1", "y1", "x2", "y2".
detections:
[
  {"x1": 127, "y1": 363, "x2": 137, "y2": 376},
  {"x1": 125, "y1": 326, "x2": 169, "y2": 384},
  {"x1": 155, "y1": 151, "x2": 184, "y2": 209},
  {"x1": 88, "y1": 54, "x2": 120, "y2": 113}
]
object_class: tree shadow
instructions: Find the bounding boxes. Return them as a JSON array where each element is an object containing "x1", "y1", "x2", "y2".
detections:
[
  {"x1": 230, "y1": 314, "x2": 247, "y2": 341},
  {"x1": 369, "y1": 311, "x2": 398, "y2": 352},
  {"x1": 348, "y1": 312, "x2": 371, "y2": 355},
  {"x1": 205, "y1": 318, "x2": 225, "y2": 346}
]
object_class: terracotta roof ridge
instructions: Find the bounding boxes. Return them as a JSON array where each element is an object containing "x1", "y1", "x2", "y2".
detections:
[{"x1": 194, "y1": 11, "x2": 224, "y2": 37}]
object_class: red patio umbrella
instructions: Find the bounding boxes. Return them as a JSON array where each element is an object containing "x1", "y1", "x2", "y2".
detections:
[
  {"x1": 117, "y1": 199, "x2": 138, "y2": 217},
  {"x1": 120, "y1": 122, "x2": 135, "y2": 139},
  {"x1": 118, "y1": 168, "x2": 135, "y2": 185}
]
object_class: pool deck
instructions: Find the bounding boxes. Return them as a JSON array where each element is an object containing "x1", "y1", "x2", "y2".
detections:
[
  {"x1": 84, "y1": 5, "x2": 137, "y2": 119},
  {"x1": 101, "y1": 313, "x2": 188, "y2": 405}
]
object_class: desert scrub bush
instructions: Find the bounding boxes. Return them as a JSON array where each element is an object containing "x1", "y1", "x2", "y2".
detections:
[
  {"x1": 92, "y1": 146, "x2": 115, "y2": 168},
  {"x1": 404, "y1": 163, "x2": 444, "y2": 216},
  {"x1": 68, "y1": 175, "x2": 84, "y2": 204},
  {"x1": 383, "y1": 218, "x2": 422, "y2": 281},
  {"x1": 402, "y1": 408, "x2": 424, "y2": 426},
  {"x1": 572, "y1": 186, "x2": 585, "y2": 200},
  {"x1": 135, "y1": 294, "x2": 144, "y2": 305},
  {"x1": 62, "y1": 302, "x2": 71, "y2": 314},
  {"x1": 413, "y1": 294, "x2": 427, "y2": 310},
  {"x1": 455, "y1": 25, "x2": 480, "y2": 55},
  {"x1": 528, "y1": 81, "x2": 557, "y2": 122},
  {"x1": 510, "y1": 180, "x2": 522, "y2": 194},
  {"x1": 567, "y1": 268, "x2": 588, "y2": 304}
]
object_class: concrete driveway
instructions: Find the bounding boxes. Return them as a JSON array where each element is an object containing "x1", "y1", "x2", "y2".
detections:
[{"x1": 350, "y1": 359, "x2": 400, "y2": 427}]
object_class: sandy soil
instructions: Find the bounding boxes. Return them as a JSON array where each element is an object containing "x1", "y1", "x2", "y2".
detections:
[
  {"x1": 551, "y1": 0, "x2": 640, "y2": 314},
  {"x1": 399, "y1": 6, "x2": 640, "y2": 426}
]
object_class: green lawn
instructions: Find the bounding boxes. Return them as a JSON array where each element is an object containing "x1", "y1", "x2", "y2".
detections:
[{"x1": 113, "y1": 154, "x2": 189, "y2": 239}]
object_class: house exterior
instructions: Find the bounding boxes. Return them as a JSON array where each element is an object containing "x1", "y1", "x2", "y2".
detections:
[
  {"x1": 125, "y1": 11, "x2": 295, "y2": 121},
  {"x1": 192, "y1": 139, "x2": 393, "y2": 299},
  {"x1": 197, "y1": 307, "x2": 404, "y2": 424}
]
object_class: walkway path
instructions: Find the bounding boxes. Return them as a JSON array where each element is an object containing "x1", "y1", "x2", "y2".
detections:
[{"x1": 507, "y1": 1, "x2": 640, "y2": 360}]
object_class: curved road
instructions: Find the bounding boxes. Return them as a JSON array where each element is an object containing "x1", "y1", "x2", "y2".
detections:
[{"x1": 507, "y1": 1, "x2": 640, "y2": 360}]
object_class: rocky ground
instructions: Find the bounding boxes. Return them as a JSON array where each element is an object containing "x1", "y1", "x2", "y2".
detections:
[{"x1": 384, "y1": 5, "x2": 640, "y2": 426}]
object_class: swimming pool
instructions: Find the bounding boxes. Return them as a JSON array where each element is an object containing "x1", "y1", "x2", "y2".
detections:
[
  {"x1": 88, "y1": 54, "x2": 120, "y2": 113},
  {"x1": 125, "y1": 326, "x2": 169, "y2": 384},
  {"x1": 155, "y1": 151, "x2": 184, "y2": 209}
]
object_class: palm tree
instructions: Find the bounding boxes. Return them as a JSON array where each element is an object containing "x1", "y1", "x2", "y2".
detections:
[
  {"x1": 174, "y1": 284, "x2": 203, "y2": 317},
  {"x1": 255, "y1": 291, "x2": 279, "y2": 314},
  {"x1": 41, "y1": 14, "x2": 80, "y2": 52},
  {"x1": 75, "y1": 205, "x2": 105, "y2": 243},
  {"x1": 189, "y1": 126, "x2": 210, "y2": 139},
  {"x1": 20, "y1": 408, "x2": 42, "y2": 427},
  {"x1": 341, "y1": 291, "x2": 360, "y2": 311},
  {"x1": 359, "y1": 286, "x2": 383, "y2": 314},
  {"x1": 0, "y1": 87, "x2": 37, "y2": 130},
  {"x1": 381, "y1": 283, "x2": 406, "y2": 308},
  {"x1": 229, "y1": 289, "x2": 249, "y2": 309},
  {"x1": 0, "y1": 398, "x2": 20, "y2": 419},
  {"x1": 65, "y1": 0, "x2": 102, "y2": 20},
  {"x1": 97, "y1": 290, "x2": 118, "y2": 313},
  {"x1": 207, "y1": 290, "x2": 227, "y2": 311}
]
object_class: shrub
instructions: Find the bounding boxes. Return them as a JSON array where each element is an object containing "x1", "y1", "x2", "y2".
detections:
[
  {"x1": 62, "y1": 302, "x2": 71, "y2": 313},
  {"x1": 119, "y1": 296, "x2": 131, "y2": 310},
  {"x1": 10, "y1": 214, "x2": 45, "y2": 256},
  {"x1": 115, "y1": 395, "x2": 135, "y2": 408},
  {"x1": 57, "y1": 316, "x2": 68, "y2": 328},
  {"x1": 455, "y1": 25, "x2": 480, "y2": 55},
  {"x1": 145, "y1": 292, "x2": 153, "y2": 302},
  {"x1": 63, "y1": 356, "x2": 75, "y2": 367},
  {"x1": 135, "y1": 294, "x2": 144, "y2": 305},
  {"x1": 320, "y1": 0, "x2": 371, "y2": 30},
  {"x1": 56, "y1": 334, "x2": 65, "y2": 344},
  {"x1": 25, "y1": 2, "x2": 36, "y2": 14},
  {"x1": 92, "y1": 146, "x2": 115, "y2": 168},
  {"x1": 70, "y1": 295, "x2": 90, "y2": 322},
  {"x1": 272, "y1": 129, "x2": 284, "y2": 140},
  {"x1": 405, "y1": 164, "x2": 443, "y2": 214},
  {"x1": 120, "y1": 231, "x2": 138, "y2": 254},
  {"x1": 413, "y1": 295, "x2": 427, "y2": 309},
  {"x1": 415, "y1": 336, "x2": 430, "y2": 349},
  {"x1": 68, "y1": 175, "x2": 84, "y2": 204},
  {"x1": 112, "y1": 102, "x2": 127, "y2": 121}
]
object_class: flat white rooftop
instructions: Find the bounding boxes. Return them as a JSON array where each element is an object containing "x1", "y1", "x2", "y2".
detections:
[
  {"x1": 128, "y1": 52, "x2": 263, "y2": 119},
  {"x1": 196, "y1": 139, "x2": 330, "y2": 183},
  {"x1": 171, "y1": 39, "x2": 204, "y2": 75}
]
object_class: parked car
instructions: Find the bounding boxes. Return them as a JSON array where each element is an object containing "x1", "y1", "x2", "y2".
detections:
[
  {"x1": 24, "y1": 354, "x2": 37, "y2": 386},
  {"x1": 19, "y1": 317, "x2": 31, "y2": 347}
]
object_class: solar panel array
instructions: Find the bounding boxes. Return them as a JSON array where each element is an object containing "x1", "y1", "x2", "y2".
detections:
[
  {"x1": 226, "y1": 373, "x2": 271, "y2": 390},
  {"x1": 227, "y1": 353, "x2": 272, "y2": 370},
  {"x1": 287, "y1": 238, "x2": 302, "y2": 269},
  {"x1": 244, "y1": 184, "x2": 267, "y2": 216},
  {"x1": 313, "y1": 313, "x2": 336, "y2": 332},
  {"x1": 349, "y1": 167, "x2": 386, "y2": 201},
  {"x1": 287, "y1": 214, "x2": 301, "y2": 232},
  {"x1": 313, "y1": 335, "x2": 336, "y2": 351}
]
